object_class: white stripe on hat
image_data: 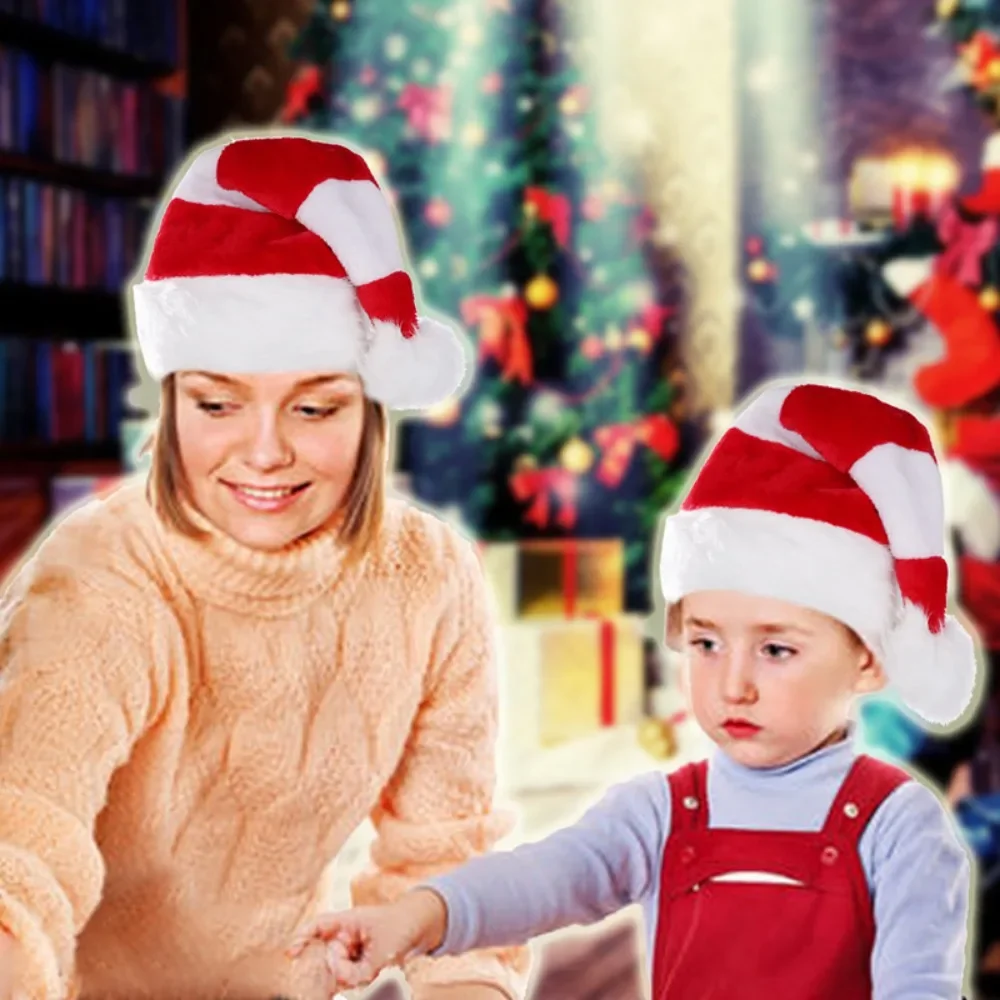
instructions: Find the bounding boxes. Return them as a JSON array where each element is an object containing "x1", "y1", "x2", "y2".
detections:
[
  {"x1": 171, "y1": 146, "x2": 269, "y2": 212},
  {"x1": 731, "y1": 383, "x2": 823, "y2": 460},
  {"x1": 850, "y1": 443, "x2": 945, "y2": 559},
  {"x1": 296, "y1": 178, "x2": 407, "y2": 287}
]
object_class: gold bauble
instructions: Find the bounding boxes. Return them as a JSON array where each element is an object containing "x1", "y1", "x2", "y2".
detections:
[
  {"x1": 982, "y1": 286, "x2": 1000, "y2": 312},
  {"x1": 747, "y1": 258, "x2": 771, "y2": 282},
  {"x1": 865, "y1": 319, "x2": 892, "y2": 347},
  {"x1": 525, "y1": 274, "x2": 559, "y2": 310},
  {"x1": 936, "y1": 0, "x2": 960, "y2": 18},
  {"x1": 330, "y1": 0, "x2": 351, "y2": 19},
  {"x1": 559, "y1": 437, "x2": 594, "y2": 475},
  {"x1": 626, "y1": 327, "x2": 653, "y2": 352}
]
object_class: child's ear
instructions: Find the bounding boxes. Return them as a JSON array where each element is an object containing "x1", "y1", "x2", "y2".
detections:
[{"x1": 852, "y1": 643, "x2": 887, "y2": 695}]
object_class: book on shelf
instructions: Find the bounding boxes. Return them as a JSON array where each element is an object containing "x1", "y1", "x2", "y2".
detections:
[
  {"x1": 0, "y1": 174, "x2": 150, "y2": 288},
  {"x1": 0, "y1": 473, "x2": 45, "y2": 579},
  {"x1": 0, "y1": 45, "x2": 185, "y2": 178},
  {"x1": 0, "y1": 336, "x2": 136, "y2": 446},
  {"x1": 0, "y1": 0, "x2": 181, "y2": 69}
]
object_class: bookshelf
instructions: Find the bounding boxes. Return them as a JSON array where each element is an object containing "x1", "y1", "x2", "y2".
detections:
[{"x1": 0, "y1": 0, "x2": 187, "y2": 579}]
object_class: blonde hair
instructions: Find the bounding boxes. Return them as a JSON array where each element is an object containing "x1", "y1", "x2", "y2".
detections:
[{"x1": 145, "y1": 373, "x2": 388, "y2": 564}]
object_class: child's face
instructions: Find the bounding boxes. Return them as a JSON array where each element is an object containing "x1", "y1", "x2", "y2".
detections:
[{"x1": 674, "y1": 590, "x2": 884, "y2": 769}]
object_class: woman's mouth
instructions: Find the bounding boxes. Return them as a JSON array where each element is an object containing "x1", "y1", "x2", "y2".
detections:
[{"x1": 222, "y1": 481, "x2": 311, "y2": 512}]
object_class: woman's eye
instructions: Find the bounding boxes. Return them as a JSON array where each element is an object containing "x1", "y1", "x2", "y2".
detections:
[
  {"x1": 298, "y1": 404, "x2": 341, "y2": 419},
  {"x1": 196, "y1": 400, "x2": 232, "y2": 415}
]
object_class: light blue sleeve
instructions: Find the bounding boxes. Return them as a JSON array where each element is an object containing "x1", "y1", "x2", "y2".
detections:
[
  {"x1": 860, "y1": 780, "x2": 972, "y2": 999},
  {"x1": 419, "y1": 769, "x2": 672, "y2": 954}
]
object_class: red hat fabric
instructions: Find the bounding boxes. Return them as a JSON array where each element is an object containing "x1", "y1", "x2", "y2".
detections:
[
  {"x1": 130, "y1": 134, "x2": 467, "y2": 410},
  {"x1": 659, "y1": 381, "x2": 978, "y2": 725}
]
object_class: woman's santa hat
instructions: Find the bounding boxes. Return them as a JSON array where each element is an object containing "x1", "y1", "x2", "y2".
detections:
[
  {"x1": 130, "y1": 133, "x2": 467, "y2": 410},
  {"x1": 659, "y1": 381, "x2": 978, "y2": 726}
]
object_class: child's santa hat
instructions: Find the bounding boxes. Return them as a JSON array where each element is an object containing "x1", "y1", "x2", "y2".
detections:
[
  {"x1": 130, "y1": 134, "x2": 467, "y2": 410},
  {"x1": 659, "y1": 381, "x2": 978, "y2": 726}
]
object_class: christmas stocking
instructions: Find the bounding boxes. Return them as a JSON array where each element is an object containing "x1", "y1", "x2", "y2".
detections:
[
  {"x1": 883, "y1": 257, "x2": 1000, "y2": 409},
  {"x1": 960, "y1": 133, "x2": 1000, "y2": 217}
]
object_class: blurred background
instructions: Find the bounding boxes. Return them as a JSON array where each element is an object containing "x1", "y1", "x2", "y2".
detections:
[{"x1": 3, "y1": 0, "x2": 1000, "y2": 995}]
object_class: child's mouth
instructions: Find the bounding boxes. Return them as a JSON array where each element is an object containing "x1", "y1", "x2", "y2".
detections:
[{"x1": 722, "y1": 719, "x2": 762, "y2": 739}]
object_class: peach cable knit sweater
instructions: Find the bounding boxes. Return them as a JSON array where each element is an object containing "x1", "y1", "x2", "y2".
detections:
[{"x1": 0, "y1": 477, "x2": 529, "y2": 1000}]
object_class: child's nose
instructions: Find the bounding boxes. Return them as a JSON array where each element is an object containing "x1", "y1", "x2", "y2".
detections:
[{"x1": 721, "y1": 653, "x2": 757, "y2": 704}]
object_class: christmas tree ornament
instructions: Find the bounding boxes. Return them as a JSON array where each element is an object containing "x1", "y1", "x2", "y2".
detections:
[
  {"x1": 330, "y1": 0, "x2": 350, "y2": 19},
  {"x1": 525, "y1": 274, "x2": 559, "y2": 310},
  {"x1": 981, "y1": 286, "x2": 1000, "y2": 310},
  {"x1": 747, "y1": 258, "x2": 772, "y2": 282},
  {"x1": 864, "y1": 318, "x2": 893, "y2": 347},
  {"x1": 884, "y1": 257, "x2": 1000, "y2": 408},
  {"x1": 560, "y1": 437, "x2": 595, "y2": 474},
  {"x1": 626, "y1": 327, "x2": 653, "y2": 353},
  {"x1": 936, "y1": 0, "x2": 960, "y2": 17}
]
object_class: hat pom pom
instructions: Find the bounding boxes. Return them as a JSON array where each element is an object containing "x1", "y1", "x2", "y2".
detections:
[
  {"x1": 882, "y1": 602, "x2": 978, "y2": 726},
  {"x1": 358, "y1": 316, "x2": 468, "y2": 410}
]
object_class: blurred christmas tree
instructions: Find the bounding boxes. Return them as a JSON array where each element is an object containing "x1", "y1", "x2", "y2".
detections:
[{"x1": 282, "y1": 0, "x2": 694, "y2": 611}]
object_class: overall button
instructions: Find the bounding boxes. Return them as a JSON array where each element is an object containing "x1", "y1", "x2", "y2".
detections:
[
  {"x1": 821, "y1": 845, "x2": 839, "y2": 865},
  {"x1": 843, "y1": 801, "x2": 859, "y2": 819},
  {"x1": 683, "y1": 796, "x2": 699, "y2": 810}
]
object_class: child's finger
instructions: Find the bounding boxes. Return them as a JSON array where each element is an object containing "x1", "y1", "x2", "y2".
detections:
[{"x1": 286, "y1": 912, "x2": 354, "y2": 956}]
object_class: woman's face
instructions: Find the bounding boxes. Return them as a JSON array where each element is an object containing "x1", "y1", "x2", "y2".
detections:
[{"x1": 173, "y1": 370, "x2": 366, "y2": 551}]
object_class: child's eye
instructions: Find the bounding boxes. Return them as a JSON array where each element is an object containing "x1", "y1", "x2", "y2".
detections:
[
  {"x1": 762, "y1": 642, "x2": 796, "y2": 661},
  {"x1": 688, "y1": 637, "x2": 718, "y2": 654}
]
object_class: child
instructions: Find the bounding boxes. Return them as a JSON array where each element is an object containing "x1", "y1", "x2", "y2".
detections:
[{"x1": 288, "y1": 381, "x2": 977, "y2": 999}]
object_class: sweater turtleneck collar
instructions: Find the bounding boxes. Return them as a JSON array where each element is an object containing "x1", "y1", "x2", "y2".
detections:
[{"x1": 151, "y1": 491, "x2": 361, "y2": 616}]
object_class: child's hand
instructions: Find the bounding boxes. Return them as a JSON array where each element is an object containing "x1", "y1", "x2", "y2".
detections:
[{"x1": 287, "y1": 889, "x2": 447, "y2": 991}]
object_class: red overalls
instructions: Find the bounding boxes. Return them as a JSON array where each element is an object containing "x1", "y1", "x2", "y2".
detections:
[{"x1": 651, "y1": 754, "x2": 910, "y2": 1000}]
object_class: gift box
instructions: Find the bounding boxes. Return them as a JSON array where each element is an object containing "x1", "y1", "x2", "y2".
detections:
[
  {"x1": 501, "y1": 614, "x2": 644, "y2": 753},
  {"x1": 480, "y1": 538, "x2": 624, "y2": 621}
]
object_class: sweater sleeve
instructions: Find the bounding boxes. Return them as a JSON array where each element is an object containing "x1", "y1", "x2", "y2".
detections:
[
  {"x1": 348, "y1": 534, "x2": 530, "y2": 1000},
  {"x1": 861, "y1": 780, "x2": 972, "y2": 999},
  {"x1": 420, "y1": 770, "x2": 670, "y2": 953},
  {"x1": 0, "y1": 534, "x2": 163, "y2": 999}
]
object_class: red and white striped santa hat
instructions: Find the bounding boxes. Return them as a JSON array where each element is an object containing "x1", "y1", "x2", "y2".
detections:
[
  {"x1": 659, "y1": 380, "x2": 978, "y2": 725},
  {"x1": 130, "y1": 134, "x2": 466, "y2": 409}
]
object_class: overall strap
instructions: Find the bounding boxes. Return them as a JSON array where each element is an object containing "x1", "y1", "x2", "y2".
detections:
[
  {"x1": 667, "y1": 759, "x2": 709, "y2": 832},
  {"x1": 821, "y1": 754, "x2": 911, "y2": 844}
]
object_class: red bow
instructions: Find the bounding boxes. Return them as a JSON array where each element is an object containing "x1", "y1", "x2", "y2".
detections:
[
  {"x1": 524, "y1": 187, "x2": 572, "y2": 247},
  {"x1": 461, "y1": 294, "x2": 533, "y2": 384},
  {"x1": 509, "y1": 467, "x2": 578, "y2": 529},
  {"x1": 593, "y1": 415, "x2": 680, "y2": 488},
  {"x1": 936, "y1": 200, "x2": 997, "y2": 287}
]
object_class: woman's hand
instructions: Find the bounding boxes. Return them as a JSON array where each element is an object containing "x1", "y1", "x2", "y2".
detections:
[
  {"x1": 0, "y1": 928, "x2": 28, "y2": 1000},
  {"x1": 287, "y1": 889, "x2": 448, "y2": 991}
]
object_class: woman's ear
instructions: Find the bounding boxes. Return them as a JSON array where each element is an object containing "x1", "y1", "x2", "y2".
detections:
[{"x1": 665, "y1": 601, "x2": 683, "y2": 652}]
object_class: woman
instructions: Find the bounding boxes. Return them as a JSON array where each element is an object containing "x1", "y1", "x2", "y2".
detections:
[{"x1": 0, "y1": 133, "x2": 527, "y2": 1000}]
